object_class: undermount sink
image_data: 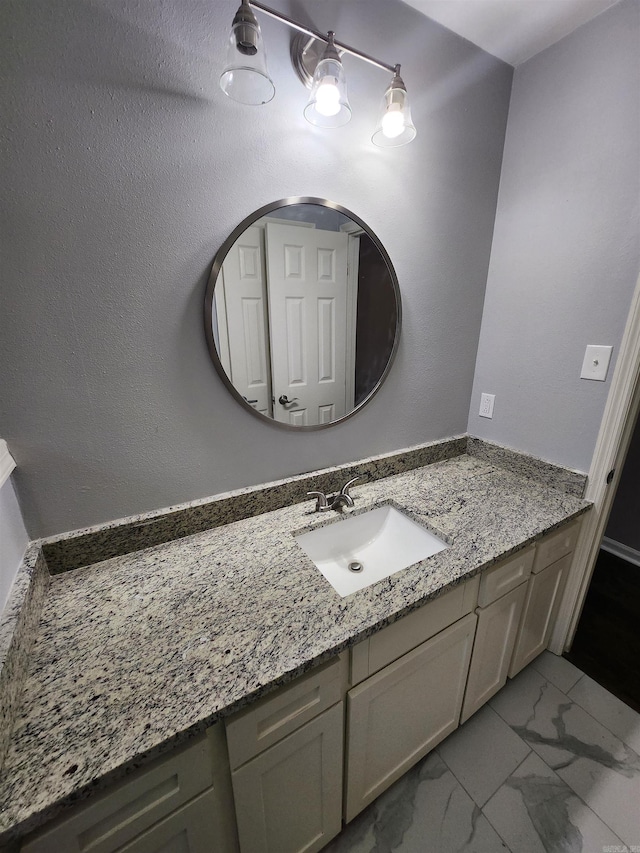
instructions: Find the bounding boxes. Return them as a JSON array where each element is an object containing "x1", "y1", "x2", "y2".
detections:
[{"x1": 295, "y1": 504, "x2": 449, "y2": 597}]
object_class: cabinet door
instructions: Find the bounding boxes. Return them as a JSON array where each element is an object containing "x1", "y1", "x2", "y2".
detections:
[
  {"x1": 508, "y1": 553, "x2": 571, "y2": 678},
  {"x1": 460, "y1": 583, "x2": 527, "y2": 723},
  {"x1": 345, "y1": 613, "x2": 476, "y2": 823},
  {"x1": 231, "y1": 703, "x2": 343, "y2": 853}
]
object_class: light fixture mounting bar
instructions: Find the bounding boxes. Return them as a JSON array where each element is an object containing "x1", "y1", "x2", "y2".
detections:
[{"x1": 249, "y1": 0, "x2": 397, "y2": 74}]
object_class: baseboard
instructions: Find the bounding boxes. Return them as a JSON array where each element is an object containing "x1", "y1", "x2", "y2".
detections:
[{"x1": 601, "y1": 537, "x2": 640, "y2": 568}]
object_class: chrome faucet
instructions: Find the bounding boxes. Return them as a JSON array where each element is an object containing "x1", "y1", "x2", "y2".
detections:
[{"x1": 308, "y1": 477, "x2": 360, "y2": 512}]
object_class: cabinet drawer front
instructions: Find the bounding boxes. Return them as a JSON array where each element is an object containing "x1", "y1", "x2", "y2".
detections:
[
  {"x1": 226, "y1": 655, "x2": 344, "y2": 770},
  {"x1": 22, "y1": 735, "x2": 213, "y2": 853},
  {"x1": 354, "y1": 576, "x2": 479, "y2": 683},
  {"x1": 345, "y1": 613, "x2": 477, "y2": 822},
  {"x1": 533, "y1": 521, "x2": 578, "y2": 573},
  {"x1": 231, "y1": 703, "x2": 343, "y2": 853},
  {"x1": 477, "y1": 548, "x2": 534, "y2": 607},
  {"x1": 115, "y1": 789, "x2": 225, "y2": 853}
]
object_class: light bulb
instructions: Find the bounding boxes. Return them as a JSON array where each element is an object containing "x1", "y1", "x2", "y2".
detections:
[
  {"x1": 372, "y1": 68, "x2": 416, "y2": 147},
  {"x1": 303, "y1": 33, "x2": 351, "y2": 128},
  {"x1": 381, "y1": 106, "x2": 404, "y2": 139},
  {"x1": 314, "y1": 79, "x2": 340, "y2": 117}
]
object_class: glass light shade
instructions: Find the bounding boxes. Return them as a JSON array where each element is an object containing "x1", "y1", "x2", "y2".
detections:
[
  {"x1": 303, "y1": 40, "x2": 351, "y2": 128},
  {"x1": 220, "y1": 7, "x2": 275, "y2": 105},
  {"x1": 372, "y1": 74, "x2": 416, "y2": 148}
]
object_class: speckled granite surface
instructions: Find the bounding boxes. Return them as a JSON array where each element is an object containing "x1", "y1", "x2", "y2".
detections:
[
  {"x1": 40, "y1": 434, "x2": 586, "y2": 577},
  {"x1": 467, "y1": 438, "x2": 587, "y2": 498},
  {"x1": 0, "y1": 546, "x2": 48, "y2": 769},
  {"x1": 0, "y1": 453, "x2": 589, "y2": 845},
  {"x1": 41, "y1": 436, "x2": 468, "y2": 574}
]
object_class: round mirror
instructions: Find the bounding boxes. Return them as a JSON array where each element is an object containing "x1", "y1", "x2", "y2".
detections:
[{"x1": 204, "y1": 198, "x2": 401, "y2": 430}]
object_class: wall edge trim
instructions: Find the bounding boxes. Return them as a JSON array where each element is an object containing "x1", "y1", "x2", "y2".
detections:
[{"x1": 0, "y1": 440, "x2": 16, "y2": 490}]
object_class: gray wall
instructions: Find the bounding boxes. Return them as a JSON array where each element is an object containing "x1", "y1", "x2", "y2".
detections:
[
  {"x1": 0, "y1": 478, "x2": 28, "y2": 612},
  {"x1": 468, "y1": 0, "x2": 640, "y2": 472},
  {"x1": 0, "y1": 0, "x2": 512, "y2": 537},
  {"x1": 606, "y1": 412, "x2": 640, "y2": 551}
]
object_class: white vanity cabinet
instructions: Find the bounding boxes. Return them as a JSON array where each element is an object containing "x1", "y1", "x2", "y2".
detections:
[
  {"x1": 343, "y1": 521, "x2": 577, "y2": 822},
  {"x1": 16, "y1": 515, "x2": 583, "y2": 853},
  {"x1": 344, "y1": 577, "x2": 479, "y2": 821},
  {"x1": 345, "y1": 612, "x2": 476, "y2": 821},
  {"x1": 460, "y1": 547, "x2": 533, "y2": 722},
  {"x1": 508, "y1": 522, "x2": 578, "y2": 677},
  {"x1": 225, "y1": 654, "x2": 347, "y2": 853},
  {"x1": 21, "y1": 723, "x2": 239, "y2": 853}
]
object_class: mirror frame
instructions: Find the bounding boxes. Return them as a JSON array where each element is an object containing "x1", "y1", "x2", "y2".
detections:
[{"x1": 204, "y1": 197, "x2": 402, "y2": 431}]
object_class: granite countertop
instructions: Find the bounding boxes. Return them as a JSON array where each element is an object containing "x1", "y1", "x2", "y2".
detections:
[{"x1": 0, "y1": 451, "x2": 590, "y2": 844}]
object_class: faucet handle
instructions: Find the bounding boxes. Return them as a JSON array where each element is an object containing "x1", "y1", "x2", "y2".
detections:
[
  {"x1": 340, "y1": 476, "x2": 360, "y2": 498},
  {"x1": 307, "y1": 490, "x2": 329, "y2": 512}
]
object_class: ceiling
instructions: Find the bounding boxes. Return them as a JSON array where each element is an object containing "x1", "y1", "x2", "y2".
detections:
[{"x1": 402, "y1": 0, "x2": 620, "y2": 66}]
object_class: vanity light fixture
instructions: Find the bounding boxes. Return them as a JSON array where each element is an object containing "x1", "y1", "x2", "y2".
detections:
[
  {"x1": 220, "y1": 0, "x2": 416, "y2": 146},
  {"x1": 220, "y1": 0, "x2": 275, "y2": 104}
]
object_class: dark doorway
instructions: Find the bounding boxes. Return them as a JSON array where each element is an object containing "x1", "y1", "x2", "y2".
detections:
[
  {"x1": 564, "y1": 411, "x2": 640, "y2": 713},
  {"x1": 565, "y1": 548, "x2": 640, "y2": 712}
]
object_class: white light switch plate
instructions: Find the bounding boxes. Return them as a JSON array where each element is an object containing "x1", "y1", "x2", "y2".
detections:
[{"x1": 580, "y1": 345, "x2": 613, "y2": 381}]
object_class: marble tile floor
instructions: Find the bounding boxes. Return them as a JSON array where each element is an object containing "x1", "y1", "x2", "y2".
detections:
[{"x1": 323, "y1": 652, "x2": 640, "y2": 853}]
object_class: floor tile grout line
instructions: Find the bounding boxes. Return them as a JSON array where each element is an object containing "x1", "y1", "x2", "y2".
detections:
[
  {"x1": 436, "y1": 744, "x2": 489, "y2": 809},
  {"x1": 432, "y1": 744, "x2": 518, "y2": 852},
  {"x1": 530, "y1": 656, "x2": 584, "y2": 695},
  {"x1": 478, "y1": 746, "x2": 627, "y2": 852},
  {"x1": 532, "y1": 750, "x2": 629, "y2": 847},
  {"x1": 490, "y1": 667, "x2": 636, "y2": 753},
  {"x1": 477, "y1": 745, "x2": 534, "y2": 815},
  {"x1": 437, "y1": 721, "x2": 532, "y2": 809},
  {"x1": 565, "y1": 679, "x2": 640, "y2": 756},
  {"x1": 492, "y1": 667, "x2": 640, "y2": 846},
  {"x1": 566, "y1": 690, "x2": 640, "y2": 759},
  {"x1": 478, "y1": 799, "x2": 517, "y2": 853},
  {"x1": 567, "y1": 670, "x2": 585, "y2": 693},
  {"x1": 505, "y1": 743, "x2": 534, "y2": 776}
]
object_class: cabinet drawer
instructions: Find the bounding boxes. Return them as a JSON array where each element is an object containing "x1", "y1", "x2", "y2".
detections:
[
  {"x1": 532, "y1": 521, "x2": 578, "y2": 573},
  {"x1": 226, "y1": 654, "x2": 345, "y2": 770},
  {"x1": 477, "y1": 547, "x2": 534, "y2": 607},
  {"x1": 351, "y1": 575, "x2": 479, "y2": 684},
  {"x1": 22, "y1": 734, "x2": 213, "y2": 853},
  {"x1": 115, "y1": 789, "x2": 224, "y2": 853}
]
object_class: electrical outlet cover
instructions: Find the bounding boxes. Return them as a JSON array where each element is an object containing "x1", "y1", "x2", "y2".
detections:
[{"x1": 479, "y1": 393, "x2": 495, "y2": 418}]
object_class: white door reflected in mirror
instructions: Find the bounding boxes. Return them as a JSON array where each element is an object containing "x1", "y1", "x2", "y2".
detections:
[
  {"x1": 267, "y1": 222, "x2": 349, "y2": 426},
  {"x1": 205, "y1": 199, "x2": 401, "y2": 431}
]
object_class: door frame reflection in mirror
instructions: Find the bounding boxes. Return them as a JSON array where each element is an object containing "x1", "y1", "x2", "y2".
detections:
[{"x1": 204, "y1": 197, "x2": 402, "y2": 431}]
